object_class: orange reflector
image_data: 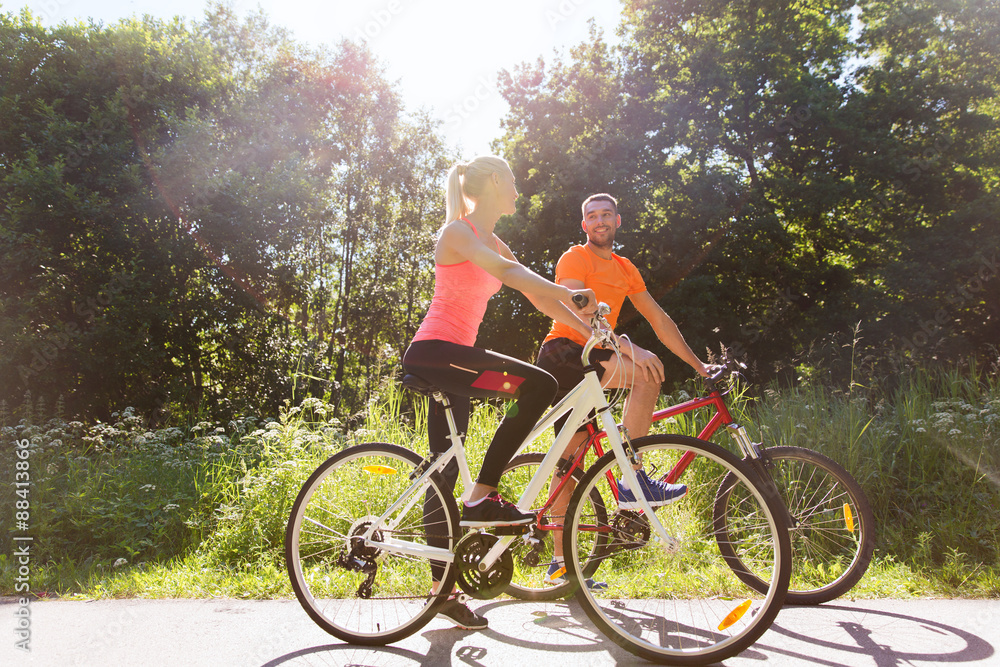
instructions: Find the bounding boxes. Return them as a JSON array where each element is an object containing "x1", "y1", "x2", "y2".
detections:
[
  {"x1": 843, "y1": 503, "x2": 855, "y2": 532},
  {"x1": 362, "y1": 465, "x2": 397, "y2": 475},
  {"x1": 547, "y1": 566, "x2": 567, "y2": 583},
  {"x1": 718, "y1": 599, "x2": 752, "y2": 631}
]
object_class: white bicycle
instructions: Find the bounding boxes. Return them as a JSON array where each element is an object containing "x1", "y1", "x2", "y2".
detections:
[{"x1": 285, "y1": 300, "x2": 791, "y2": 665}]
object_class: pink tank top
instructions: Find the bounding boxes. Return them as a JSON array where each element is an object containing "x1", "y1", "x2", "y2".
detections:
[{"x1": 411, "y1": 220, "x2": 503, "y2": 347}]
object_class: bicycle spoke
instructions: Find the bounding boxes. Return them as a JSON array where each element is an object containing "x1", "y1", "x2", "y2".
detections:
[{"x1": 286, "y1": 443, "x2": 460, "y2": 644}]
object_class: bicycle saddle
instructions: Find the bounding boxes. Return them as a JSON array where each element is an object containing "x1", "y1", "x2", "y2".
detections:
[{"x1": 400, "y1": 373, "x2": 440, "y2": 397}]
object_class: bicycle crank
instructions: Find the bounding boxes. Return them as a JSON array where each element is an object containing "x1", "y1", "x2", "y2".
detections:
[{"x1": 454, "y1": 532, "x2": 514, "y2": 600}]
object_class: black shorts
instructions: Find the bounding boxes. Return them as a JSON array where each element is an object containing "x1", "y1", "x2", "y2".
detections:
[{"x1": 536, "y1": 337, "x2": 614, "y2": 434}]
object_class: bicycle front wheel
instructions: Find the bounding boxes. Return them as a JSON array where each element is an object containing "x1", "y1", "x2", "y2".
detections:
[
  {"x1": 285, "y1": 442, "x2": 460, "y2": 645},
  {"x1": 715, "y1": 445, "x2": 875, "y2": 604},
  {"x1": 499, "y1": 452, "x2": 609, "y2": 601},
  {"x1": 564, "y1": 434, "x2": 790, "y2": 665}
]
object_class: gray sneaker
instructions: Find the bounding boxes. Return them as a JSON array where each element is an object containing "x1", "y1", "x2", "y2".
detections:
[{"x1": 436, "y1": 598, "x2": 488, "y2": 630}]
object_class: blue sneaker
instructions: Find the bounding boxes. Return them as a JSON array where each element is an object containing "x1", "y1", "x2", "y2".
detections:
[
  {"x1": 546, "y1": 561, "x2": 608, "y2": 591},
  {"x1": 617, "y1": 469, "x2": 687, "y2": 510}
]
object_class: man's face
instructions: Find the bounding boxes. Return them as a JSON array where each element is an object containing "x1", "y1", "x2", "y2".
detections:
[{"x1": 581, "y1": 200, "x2": 620, "y2": 249}]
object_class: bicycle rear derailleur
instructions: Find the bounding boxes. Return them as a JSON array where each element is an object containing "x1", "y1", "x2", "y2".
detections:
[
  {"x1": 517, "y1": 525, "x2": 546, "y2": 567},
  {"x1": 336, "y1": 516, "x2": 383, "y2": 599}
]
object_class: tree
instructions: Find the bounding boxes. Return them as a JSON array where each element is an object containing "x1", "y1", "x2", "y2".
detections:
[
  {"x1": 491, "y1": 0, "x2": 1000, "y2": 385},
  {"x1": 0, "y1": 6, "x2": 448, "y2": 421},
  {"x1": 848, "y1": 0, "x2": 1000, "y2": 363}
]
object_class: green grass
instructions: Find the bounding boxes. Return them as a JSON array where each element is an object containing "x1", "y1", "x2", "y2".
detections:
[{"x1": 2, "y1": 364, "x2": 999, "y2": 599}]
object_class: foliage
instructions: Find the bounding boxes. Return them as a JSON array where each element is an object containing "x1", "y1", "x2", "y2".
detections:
[
  {"x1": 489, "y1": 0, "x2": 1000, "y2": 387},
  {"x1": 3, "y1": 362, "x2": 1000, "y2": 598},
  {"x1": 0, "y1": 403, "x2": 262, "y2": 565},
  {"x1": 0, "y1": 5, "x2": 448, "y2": 422}
]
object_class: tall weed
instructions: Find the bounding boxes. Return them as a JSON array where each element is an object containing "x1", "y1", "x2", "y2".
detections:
[
  {"x1": 0, "y1": 407, "x2": 261, "y2": 567},
  {"x1": 4, "y1": 359, "x2": 999, "y2": 598}
]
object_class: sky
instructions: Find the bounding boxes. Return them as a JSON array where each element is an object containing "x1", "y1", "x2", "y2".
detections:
[{"x1": 11, "y1": 0, "x2": 625, "y2": 156}]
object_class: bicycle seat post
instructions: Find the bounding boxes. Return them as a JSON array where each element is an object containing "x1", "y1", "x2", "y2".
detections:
[
  {"x1": 404, "y1": 380, "x2": 473, "y2": 503},
  {"x1": 431, "y1": 390, "x2": 466, "y2": 459}
]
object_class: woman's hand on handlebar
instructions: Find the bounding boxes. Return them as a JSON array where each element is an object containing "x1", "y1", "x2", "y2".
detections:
[{"x1": 568, "y1": 288, "x2": 598, "y2": 316}]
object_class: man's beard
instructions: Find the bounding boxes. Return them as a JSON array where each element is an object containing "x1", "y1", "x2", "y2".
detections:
[{"x1": 589, "y1": 230, "x2": 615, "y2": 249}]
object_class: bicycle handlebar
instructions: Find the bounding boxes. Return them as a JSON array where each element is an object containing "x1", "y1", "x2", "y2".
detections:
[
  {"x1": 581, "y1": 301, "x2": 615, "y2": 366},
  {"x1": 704, "y1": 349, "x2": 747, "y2": 394}
]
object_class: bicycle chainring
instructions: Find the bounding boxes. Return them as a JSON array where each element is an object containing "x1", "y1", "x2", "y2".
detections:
[
  {"x1": 611, "y1": 510, "x2": 650, "y2": 550},
  {"x1": 454, "y1": 532, "x2": 514, "y2": 600}
]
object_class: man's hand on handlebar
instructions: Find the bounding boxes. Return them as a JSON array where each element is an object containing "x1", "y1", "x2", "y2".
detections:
[{"x1": 696, "y1": 362, "x2": 719, "y2": 378}]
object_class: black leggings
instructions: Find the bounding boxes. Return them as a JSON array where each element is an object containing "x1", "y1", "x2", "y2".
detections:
[
  {"x1": 402, "y1": 339, "x2": 558, "y2": 488},
  {"x1": 403, "y1": 340, "x2": 557, "y2": 583}
]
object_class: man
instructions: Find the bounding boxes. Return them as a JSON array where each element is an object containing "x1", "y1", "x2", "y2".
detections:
[{"x1": 535, "y1": 193, "x2": 712, "y2": 587}]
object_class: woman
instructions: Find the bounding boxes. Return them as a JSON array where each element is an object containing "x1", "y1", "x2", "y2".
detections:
[{"x1": 402, "y1": 155, "x2": 596, "y2": 629}]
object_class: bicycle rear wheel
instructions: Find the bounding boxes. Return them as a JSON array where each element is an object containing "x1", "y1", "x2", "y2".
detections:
[
  {"x1": 499, "y1": 452, "x2": 609, "y2": 600},
  {"x1": 285, "y1": 442, "x2": 460, "y2": 645},
  {"x1": 564, "y1": 434, "x2": 790, "y2": 665},
  {"x1": 715, "y1": 445, "x2": 875, "y2": 604}
]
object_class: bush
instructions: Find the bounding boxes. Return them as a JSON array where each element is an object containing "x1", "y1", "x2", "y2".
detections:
[
  {"x1": 3, "y1": 365, "x2": 999, "y2": 597},
  {"x1": 0, "y1": 404, "x2": 264, "y2": 567}
]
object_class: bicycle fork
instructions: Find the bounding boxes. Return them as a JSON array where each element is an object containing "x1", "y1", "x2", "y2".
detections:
[{"x1": 726, "y1": 423, "x2": 798, "y2": 530}]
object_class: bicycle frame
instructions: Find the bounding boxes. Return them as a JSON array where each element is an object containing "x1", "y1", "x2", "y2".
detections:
[
  {"x1": 359, "y1": 339, "x2": 682, "y2": 573},
  {"x1": 539, "y1": 377, "x2": 762, "y2": 519}
]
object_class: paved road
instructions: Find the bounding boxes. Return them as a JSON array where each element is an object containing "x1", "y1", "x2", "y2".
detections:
[{"x1": 3, "y1": 596, "x2": 998, "y2": 666}]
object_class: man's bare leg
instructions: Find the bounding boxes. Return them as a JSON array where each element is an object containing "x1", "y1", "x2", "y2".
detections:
[{"x1": 550, "y1": 353, "x2": 659, "y2": 563}]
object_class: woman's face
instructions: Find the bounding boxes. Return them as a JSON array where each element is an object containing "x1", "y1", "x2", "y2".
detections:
[{"x1": 497, "y1": 168, "x2": 519, "y2": 215}]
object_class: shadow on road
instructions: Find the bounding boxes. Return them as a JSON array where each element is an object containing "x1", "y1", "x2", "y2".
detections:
[
  {"x1": 760, "y1": 603, "x2": 995, "y2": 667},
  {"x1": 257, "y1": 600, "x2": 995, "y2": 667}
]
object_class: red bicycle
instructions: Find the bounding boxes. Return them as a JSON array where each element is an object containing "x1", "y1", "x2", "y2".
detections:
[{"x1": 501, "y1": 351, "x2": 875, "y2": 605}]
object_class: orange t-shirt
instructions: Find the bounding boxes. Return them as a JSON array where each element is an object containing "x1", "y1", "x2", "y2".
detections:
[{"x1": 544, "y1": 244, "x2": 646, "y2": 346}]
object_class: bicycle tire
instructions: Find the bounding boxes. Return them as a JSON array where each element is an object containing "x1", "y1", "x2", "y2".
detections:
[
  {"x1": 285, "y1": 442, "x2": 460, "y2": 645},
  {"x1": 563, "y1": 434, "x2": 790, "y2": 665},
  {"x1": 499, "y1": 452, "x2": 610, "y2": 600},
  {"x1": 715, "y1": 445, "x2": 875, "y2": 605}
]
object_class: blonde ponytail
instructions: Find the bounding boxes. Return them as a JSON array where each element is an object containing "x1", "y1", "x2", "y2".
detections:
[
  {"x1": 445, "y1": 163, "x2": 471, "y2": 223},
  {"x1": 443, "y1": 155, "x2": 511, "y2": 225}
]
